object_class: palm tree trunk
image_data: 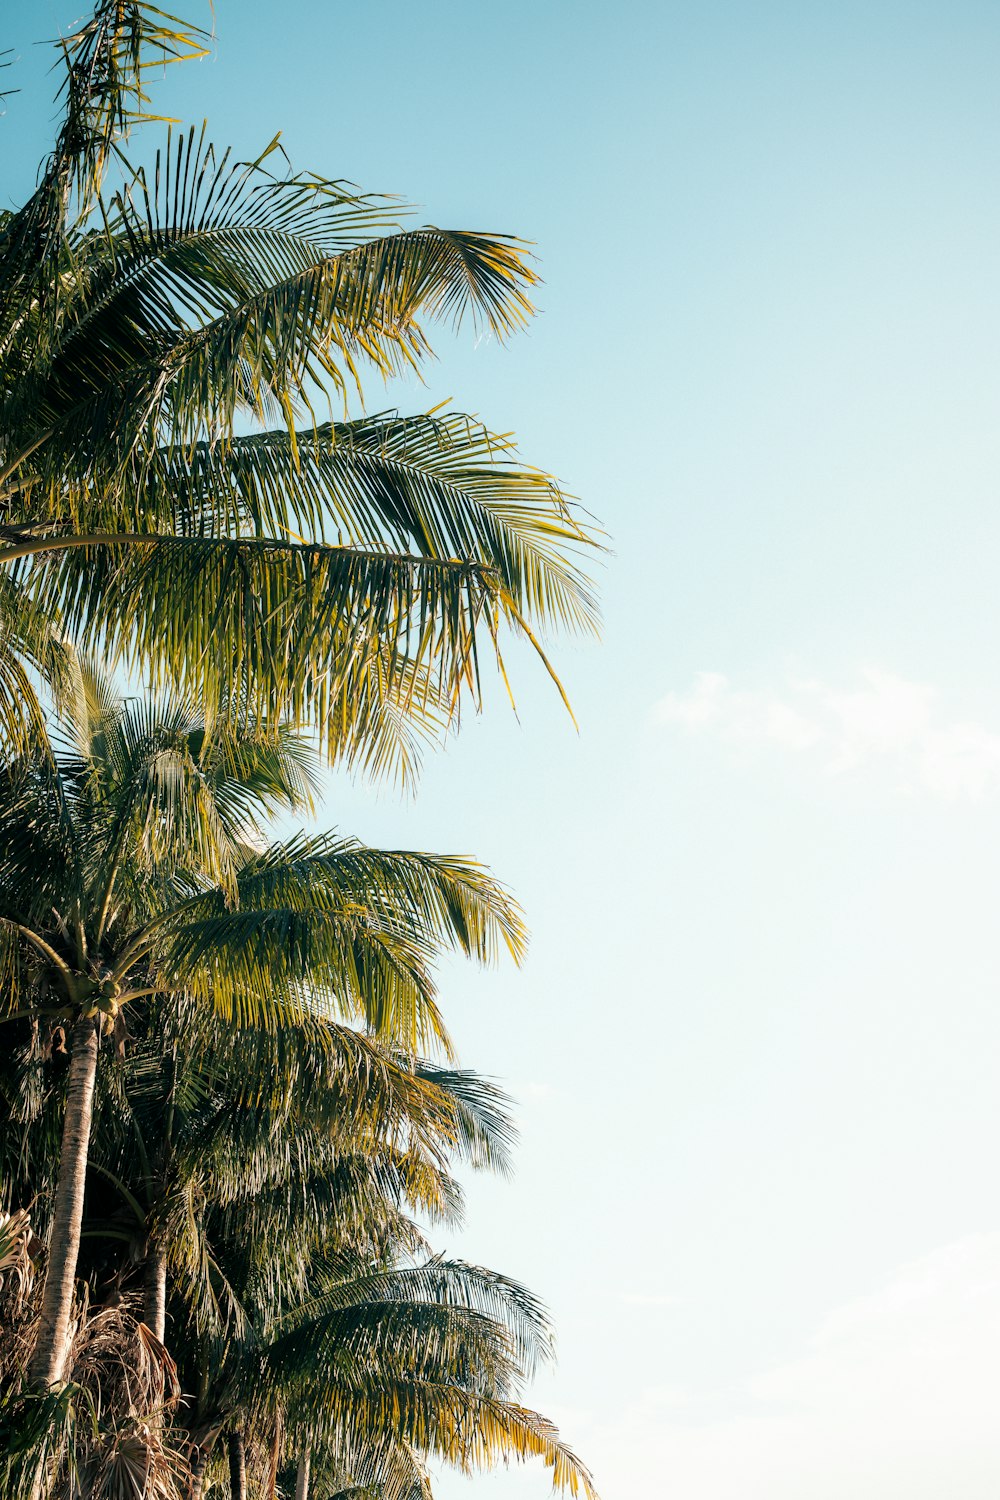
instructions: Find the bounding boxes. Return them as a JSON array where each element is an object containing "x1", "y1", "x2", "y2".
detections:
[
  {"x1": 144, "y1": 1237, "x2": 167, "y2": 1342},
  {"x1": 294, "y1": 1451, "x2": 310, "y2": 1500},
  {"x1": 266, "y1": 1412, "x2": 283, "y2": 1498},
  {"x1": 188, "y1": 1445, "x2": 210, "y2": 1500},
  {"x1": 228, "y1": 1430, "x2": 247, "y2": 1500},
  {"x1": 27, "y1": 1013, "x2": 99, "y2": 1389}
]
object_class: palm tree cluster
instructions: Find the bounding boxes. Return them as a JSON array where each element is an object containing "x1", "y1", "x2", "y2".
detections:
[{"x1": 0, "y1": 6, "x2": 601, "y2": 1498}]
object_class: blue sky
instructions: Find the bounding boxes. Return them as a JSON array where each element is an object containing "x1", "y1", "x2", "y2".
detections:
[{"x1": 8, "y1": 2, "x2": 1000, "y2": 1494}]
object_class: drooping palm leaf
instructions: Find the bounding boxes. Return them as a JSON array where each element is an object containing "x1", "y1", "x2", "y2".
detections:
[{"x1": 0, "y1": 82, "x2": 599, "y2": 760}]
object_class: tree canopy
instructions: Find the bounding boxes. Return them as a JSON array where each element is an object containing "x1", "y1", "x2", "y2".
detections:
[{"x1": 0, "y1": 7, "x2": 601, "y2": 1498}]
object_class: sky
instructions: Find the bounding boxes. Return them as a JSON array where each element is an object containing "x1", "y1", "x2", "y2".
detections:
[{"x1": 7, "y1": 1, "x2": 1000, "y2": 1495}]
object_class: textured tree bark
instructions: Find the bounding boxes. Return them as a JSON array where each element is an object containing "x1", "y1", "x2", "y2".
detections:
[
  {"x1": 266, "y1": 1411, "x2": 283, "y2": 1498},
  {"x1": 294, "y1": 1451, "x2": 311, "y2": 1500},
  {"x1": 144, "y1": 1238, "x2": 167, "y2": 1342},
  {"x1": 188, "y1": 1445, "x2": 209, "y2": 1500},
  {"x1": 228, "y1": 1430, "x2": 247, "y2": 1500},
  {"x1": 27, "y1": 1013, "x2": 100, "y2": 1389}
]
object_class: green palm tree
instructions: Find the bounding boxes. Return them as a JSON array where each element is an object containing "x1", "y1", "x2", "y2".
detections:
[
  {"x1": 0, "y1": 668, "x2": 524, "y2": 1391},
  {"x1": 75, "y1": 1004, "x2": 594, "y2": 1500},
  {"x1": 264, "y1": 1260, "x2": 597, "y2": 1500},
  {"x1": 82, "y1": 1004, "x2": 517, "y2": 1345},
  {"x1": 3, "y1": 1001, "x2": 594, "y2": 1500},
  {"x1": 0, "y1": 3, "x2": 600, "y2": 766}
]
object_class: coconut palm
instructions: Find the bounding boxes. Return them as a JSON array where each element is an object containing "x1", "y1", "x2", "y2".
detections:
[
  {"x1": 0, "y1": 3, "x2": 600, "y2": 767},
  {"x1": 264, "y1": 1258, "x2": 597, "y2": 1500},
  {"x1": 0, "y1": 1005, "x2": 451, "y2": 1495},
  {"x1": 81, "y1": 1003, "x2": 518, "y2": 1344},
  {"x1": 0, "y1": 667, "x2": 525, "y2": 1391},
  {"x1": 2, "y1": 1000, "x2": 595, "y2": 1500},
  {"x1": 75, "y1": 1004, "x2": 594, "y2": 1500}
]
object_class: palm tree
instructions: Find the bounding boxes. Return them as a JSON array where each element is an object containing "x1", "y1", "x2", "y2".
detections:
[
  {"x1": 80, "y1": 1003, "x2": 518, "y2": 1344},
  {"x1": 0, "y1": 667, "x2": 525, "y2": 1391},
  {"x1": 0, "y1": 3, "x2": 600, "y2": 766},
  {"x1": 77, "y1": 1004, "x2": 595, "y2": 1500},
  {"x1": 2, "y1": 999, "x2": 595, "y2": 1500},
  {"x1": 265, "y1": 1260, "x2": 597, "y2": 1500}
]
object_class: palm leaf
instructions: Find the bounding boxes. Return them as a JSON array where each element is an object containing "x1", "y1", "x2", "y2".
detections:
[
  {"x1": 0, "y1": 4, "x2": 211, "y2": 342},
  {"x1": 275, "y1": 1259, "x2": 553, "y2": 1380},
  {"x1": 9, "y1": 130, "x2": 539, "y2": 482},
  {"x1": 296, "y1": 1381, "x2": 598, "y2": 1500},
  {"x1": 19, "y1": 531, "x2": 504, "y2": 753},
  {"x1": 120, "y1": 412, "x2": 601, "y2": 638}
]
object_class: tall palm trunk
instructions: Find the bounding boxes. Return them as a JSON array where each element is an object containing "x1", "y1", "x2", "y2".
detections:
[
  {"x1": 294, "y1": 1451, "x2": 311, "y2": 1500},
  {"x1": 228, "y1": 1431, "x2": 247, "y2": 1500},
  {"x1": 144, "y1": 1236, "x2": 167, "y2": 1342},
  {"x1": 27, "y1": 1013, "x2": 99, "y2": 1389}
]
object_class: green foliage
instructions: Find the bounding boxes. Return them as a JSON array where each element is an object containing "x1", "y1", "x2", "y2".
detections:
[
  {"x1": 0, "y1": 5, "x2": 601, "y2": 1495},
  {"x1": 0, "y1": 669, "x2": 521, "y2": 1045},
  {"x1": 0, "y1": 681, "x2": 597, "y2": 1493},
  {"x1": 0, "y1": 13, "x2": 601, "y2": 764},
  {"x1": 80, "y1": 1001, "x2": 596, "y2": 1498}
]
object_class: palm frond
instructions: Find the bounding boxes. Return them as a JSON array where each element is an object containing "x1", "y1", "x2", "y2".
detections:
[
  {"x1": 224, "y1": 835, "x2": 528, "y2": 967},
  {"x1": 19, "y1": 531, "x2": 505, "y2": 754},
  {"x1": 0, "y1": 4, "x2": 211, "y2": 343},
  {"x1": 413, "y1": 1068, "x2": 516, "y2": 1178},
  {"x1": 278, "y1": 1259, "x2": 553, "y2": 1380},
  {"x1": 296, "y1": 1382, "x2": 598, "y2": 1500},
  {"x1": 123, "y1": 412, "x2": 601, "y2": 638},
  {"x1": 10, "y1": 139, "x2": 539, "y2": 481}
]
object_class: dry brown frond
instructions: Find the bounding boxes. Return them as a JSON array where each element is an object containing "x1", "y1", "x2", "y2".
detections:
[
  {"x1": 0, "y1": 1208, "x2": 43, "y2": 1389},
  {"x1": 0, "y1": 1266, "x2": 191, "y2": 1499}
]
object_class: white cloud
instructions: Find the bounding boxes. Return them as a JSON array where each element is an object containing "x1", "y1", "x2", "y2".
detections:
[
  {"x1": 653, "y1": 667, "x2": 1000, "y2": 798},
  {"x1": 582, "y1": 1234, "x2": 1000, "y2": 1500},
  {"x1": 618, "y1": 1292, "x2": 683, "y2": 1308},
  {"x1": 507, "y1": 1079, "x2": 562, "y2": 1105}
]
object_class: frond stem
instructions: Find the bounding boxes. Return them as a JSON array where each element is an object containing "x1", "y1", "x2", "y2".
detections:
[
  {"x1": 0, "y1": 430, "x2": 53, "y2": 496},
  {"x1": 16, "y1": 924, "x2": 76, "y2": 991}
]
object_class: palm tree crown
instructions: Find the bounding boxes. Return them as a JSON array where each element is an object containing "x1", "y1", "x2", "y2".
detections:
[
  {"x1": 0, "y1": 664, "x2": 524, "y2": 1391},
  {"x1": 0, "y1": 10, "x2": 601, "y2": 1496},
  {"x1": 0, "y1": 3, "x2": 601, "y2": 766}
]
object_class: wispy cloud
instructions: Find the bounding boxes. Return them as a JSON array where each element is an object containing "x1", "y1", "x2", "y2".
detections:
[
  {"x1": 653, "y1": 668, "x2": 1000, "y2": 799},
  {"x1": 507, "y1": 1079, "x2": 562, "y2": 1105},
  {"x1": 619, "y1": 1292, "x2": 682, "y2": 1309},
  {"x1": 582, "y1": 1234, "x2": 1000, "y2": 1499}
]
